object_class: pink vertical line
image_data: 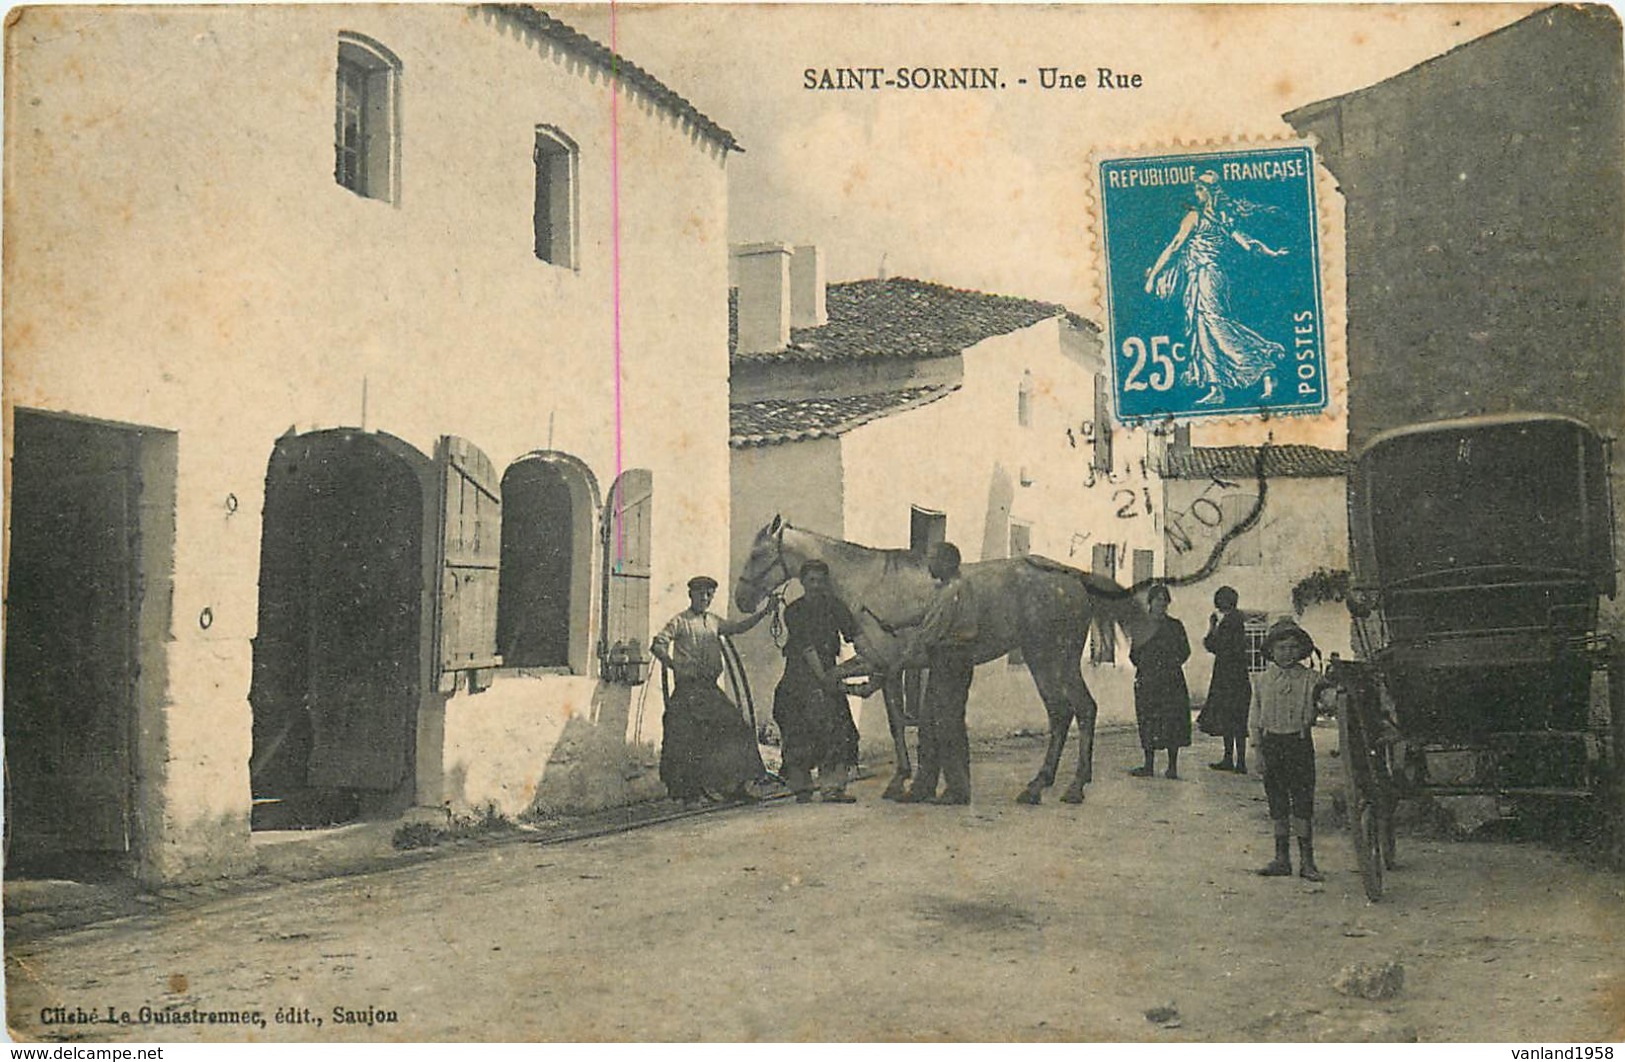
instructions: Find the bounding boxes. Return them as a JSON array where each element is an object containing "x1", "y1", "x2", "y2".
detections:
[{"x1": 609, "y1": 0, "x2": 627, "y2": 570}]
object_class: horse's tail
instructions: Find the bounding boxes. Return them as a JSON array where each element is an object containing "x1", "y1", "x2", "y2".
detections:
[{"x1": 1076, "y1": 571, "x2": 1147, "y2": 655}]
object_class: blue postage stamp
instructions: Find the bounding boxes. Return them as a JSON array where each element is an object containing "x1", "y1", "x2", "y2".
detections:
[{"x1": 1097, "y1": 145, "x2": 1326, "y2": 423}]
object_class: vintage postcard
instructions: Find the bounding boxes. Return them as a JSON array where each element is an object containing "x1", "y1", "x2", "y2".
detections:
[{"x1": 3, "y1": 0, "x2": 1622, "y2": 1046}]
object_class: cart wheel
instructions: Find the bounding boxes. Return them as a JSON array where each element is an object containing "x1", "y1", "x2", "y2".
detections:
[
  {"x1": 1356, "y1": 803, "x2": 1385, "y2": 901},
  {"x1": 1337, "y1": 693, "x2": 1385, "y2": 901}
]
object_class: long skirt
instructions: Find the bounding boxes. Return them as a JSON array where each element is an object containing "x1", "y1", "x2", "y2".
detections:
[
  {"x1": 660, "y1": 681, "x2": 765, "y2": 801},
  {"x1": 773, "y1": 676, "x2": 858, "y2": 788},
  {"x1": 1134, "y1": 675, "x2": 1192, "y2": 751}
]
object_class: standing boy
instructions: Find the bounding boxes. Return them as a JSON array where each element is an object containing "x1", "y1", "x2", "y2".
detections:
[{"x1": 1249, "y1": 618, "x2": 1325, "y2": 882}]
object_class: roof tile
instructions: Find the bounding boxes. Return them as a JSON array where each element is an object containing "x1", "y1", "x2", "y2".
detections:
[
  {"x1": 1157, "y1": 444, "x2": 1350, "y2": 480},
  {"x1": 731, "y1": 277, "x2": 1092, "y2": 362},
  {"x1": 730, "y1": 385, "x2": 960, "y2": 447}
]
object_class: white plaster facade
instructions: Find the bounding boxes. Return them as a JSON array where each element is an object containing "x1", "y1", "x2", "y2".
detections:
[
  {"x1": 1161, "y1": 467, "x2": 1352, "y2": 703},
  {"x1": 5, "y1": 6, "x2": 734, "y2": 881}
]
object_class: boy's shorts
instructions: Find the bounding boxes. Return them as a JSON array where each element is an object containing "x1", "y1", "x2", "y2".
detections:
[{"x1": 1261, "y1": 731, "x2": 1315, "y2": 822}]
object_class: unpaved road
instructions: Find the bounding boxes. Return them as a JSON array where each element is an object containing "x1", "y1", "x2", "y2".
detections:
[{"x1": 7, "y1": 727, "x2": 1624, "y2": 1042}]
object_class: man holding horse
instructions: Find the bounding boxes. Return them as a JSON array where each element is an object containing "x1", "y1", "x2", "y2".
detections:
[
  {"x1": 900, "y1": 542, "x2": 979, "y2": 806},
  {"x1": 650, "y1": 575, "x2": 774, "y2": 805}
]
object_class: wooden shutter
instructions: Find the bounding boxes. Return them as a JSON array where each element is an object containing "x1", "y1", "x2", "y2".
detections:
[
  {"x1": 1093, "y1": 373, "x2": 1114, "y2": 473},
  {"x1": 436, "y1": 436, "x2": 502, "y2": 675},
  {"x1": 600, "y1": 469, "x2": 653, "y2": 681},
  {"x1": 1132, "y1": 548, "x2": 1156, "y2": 588},
  {"x1": 1219, "y1": 494, "x2": 1263, "y2": 567},
  {"x1": 1090, "y1": 542, "x2": 1117, "y2": 663}
]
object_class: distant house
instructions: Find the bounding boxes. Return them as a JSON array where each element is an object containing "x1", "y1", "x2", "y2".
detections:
[
  {"x1": 728, "y1": 244, "x2": 1163, "y2": 743},
  {"x1": 1156, "y1": 439, "x2": 1351, "y2": 702},
  {"x1": 4, "y1": 6, "x2": 737, "y2": 883}
]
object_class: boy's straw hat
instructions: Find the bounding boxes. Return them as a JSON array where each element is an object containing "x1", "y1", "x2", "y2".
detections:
[{"x1": 1261, "y1": 617, "x2": 1317, "y2": 662}]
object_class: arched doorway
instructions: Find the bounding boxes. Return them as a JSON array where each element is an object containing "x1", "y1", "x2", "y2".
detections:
[{"x1": 250, "y1": 429, "x2": 433, "y2": 829}]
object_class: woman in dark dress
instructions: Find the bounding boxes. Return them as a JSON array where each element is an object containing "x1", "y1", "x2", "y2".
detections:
[
  {"x1": 1129, "y1": 584, "x2": 1192, "y2": 779},
  {"x1": 1197, "y1": 585, "x2": 1252, "y2": 773}
]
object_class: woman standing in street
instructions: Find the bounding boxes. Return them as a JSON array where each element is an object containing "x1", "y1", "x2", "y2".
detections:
[
  {"x1": 1198, "y1": 586, "x2": 1252, "y2": 773},
  {"x1": 1129, "y1": 584, "x2": 1192, "y2": 779}
]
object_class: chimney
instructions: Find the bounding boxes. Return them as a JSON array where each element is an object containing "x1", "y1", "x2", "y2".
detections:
[
  {"x1": 789, "y1": 245, "x2": 828, "y2": 328},
  {"x1": 731, "y1": 242, "x2": 792, "y2": 354}
]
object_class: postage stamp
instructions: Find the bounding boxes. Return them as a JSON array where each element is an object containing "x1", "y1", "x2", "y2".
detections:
[{"x1": 1096, "y1": 144, "x2": 1327, "y2": 423}]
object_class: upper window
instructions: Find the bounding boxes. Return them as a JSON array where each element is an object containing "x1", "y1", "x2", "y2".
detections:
[
  {"x1": 1017, "y1": 371, "x2": 1034, "y2": 428},
  {"x1": 534, "y1": 127, "x2": 579, "y2": 268},
  {"x1": 335, "y1": 34, "x2": 401, "y2": 203}
]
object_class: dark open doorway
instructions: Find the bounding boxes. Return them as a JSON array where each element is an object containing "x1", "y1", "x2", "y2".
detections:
[
  {"x1": 4, "y1": 409, "x2": 173, "y2": 881},
  {"x1": 250, "y1": 430, "x2": 432, "y2": 830}
]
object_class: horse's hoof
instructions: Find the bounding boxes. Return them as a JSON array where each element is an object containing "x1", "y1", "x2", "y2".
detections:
[
  {"x1": 1060, "y1": 789, "x2": 1085, "y2": 804},
  {"x1": 1015, "y1": 788, "x2": 1042, "y2": 806},
  {"x1": 881, "y1": 778, "x2": 910, "y2": 802}
]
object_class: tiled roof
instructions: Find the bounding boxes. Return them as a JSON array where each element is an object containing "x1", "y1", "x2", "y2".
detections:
[
  {"x1": 731, "y1": 278, "x2": 1093, "y2": 362},
  {"x1": 730, "y1": 385, "x2": 960, "y2": 448},
  {"x1": 483, "y1": 6, "x2": 741, "y2": 153},
  {"x1": 1158, "y1": 445, "x2": 1350, "y2": 480}
]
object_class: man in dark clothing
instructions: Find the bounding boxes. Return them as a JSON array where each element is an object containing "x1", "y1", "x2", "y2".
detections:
[
  {"x1": 772, "y1": 560, "x2": 861, "y2": 803},
  {"x1": 900, "y1": 542, "x2": 979, "y2": 806}
]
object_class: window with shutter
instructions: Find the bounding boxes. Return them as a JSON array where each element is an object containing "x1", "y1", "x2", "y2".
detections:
[
  {"x1": 498, "y1": 452, "x2": 599, "y2": 673},
  {"x1": 1093, "y1": 373, "x2": 1114, "y2": 473},
  {"x1": 600, "y1": 469, "x2": 653, "y2": 684},
  {"x1": 1132, "y1": 548, "x2": 1156, "y2": 588},
  {"x1": 436, "y1": 436, "x2": 502, "y2": 677},
  {"x1": 1219, "y1": 494, "x2": 1263, "y2": 567},
  {"x1": 335, "y1": 34, "x2": 400, "y2": 203},
  {"x1": 1090, "y1": 541, "x2": 1117, "y2": 663}
]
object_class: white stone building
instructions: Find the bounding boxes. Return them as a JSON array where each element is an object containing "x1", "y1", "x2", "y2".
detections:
[{"x1": 4, "y1": 5, "x2": 737, "y2": 882}]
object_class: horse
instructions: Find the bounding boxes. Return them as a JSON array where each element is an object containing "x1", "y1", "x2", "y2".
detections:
[{"x1": 734, "y1": 516, "x2": 1147, "y2": 804}]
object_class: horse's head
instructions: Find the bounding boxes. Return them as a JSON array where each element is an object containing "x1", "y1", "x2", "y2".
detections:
[{"x1": 735, "y1": 515, "x2": 794, "y2": 612}]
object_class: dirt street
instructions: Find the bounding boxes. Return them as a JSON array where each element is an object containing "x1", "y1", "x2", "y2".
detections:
[{"x1": 7, "y1": 727, "x2": 1624, "y2": 1042}]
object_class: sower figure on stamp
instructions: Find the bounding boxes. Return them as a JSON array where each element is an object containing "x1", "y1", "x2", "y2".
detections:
[
  {"x1": 1250, "y1": 617, "x2": 1326, "y2": 882},
  {"x1": 1144, "y1": 171, "x2": 1289, "y2": 407},
  {"x1": 1129, "y1": 583, "x2": 1192, "y2": 779},
  {"x1": 773, "y1": 560, "x2": 861, "y2": 804},
  {"x1": 1198, "y1": 585, "x2": 1252, "y2": 773},
  {"x1": 898, "y1": 542, "x2": 978, "y2": 806},
  {"x1": 650, "y1": 575, "x2": 773, "y2": 806}
]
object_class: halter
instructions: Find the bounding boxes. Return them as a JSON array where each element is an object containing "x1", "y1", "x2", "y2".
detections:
[
  {"x1": 747, "y1": 523, "x2": 796, "y2": 601},
  {"x1": 742, "y1": 524, "x2": 796, "y2": 649}
]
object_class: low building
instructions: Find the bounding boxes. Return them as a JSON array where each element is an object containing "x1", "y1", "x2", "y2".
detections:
[{"x1": 1156, "y1": 441, "x2": 1352, "y2": 704}]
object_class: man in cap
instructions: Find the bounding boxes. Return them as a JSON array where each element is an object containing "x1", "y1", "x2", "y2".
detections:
[
  {"x1": 1249, "y1": 617, "x2": 1326, "y2": 881},
  {"x1": 650, "y1": 575, "x2": 774, "y2": 804}
]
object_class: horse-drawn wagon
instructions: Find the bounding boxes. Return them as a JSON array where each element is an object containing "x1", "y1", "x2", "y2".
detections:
[{"x1": 1326, "y1": 413, "x2": 1621, "y2": 900}]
